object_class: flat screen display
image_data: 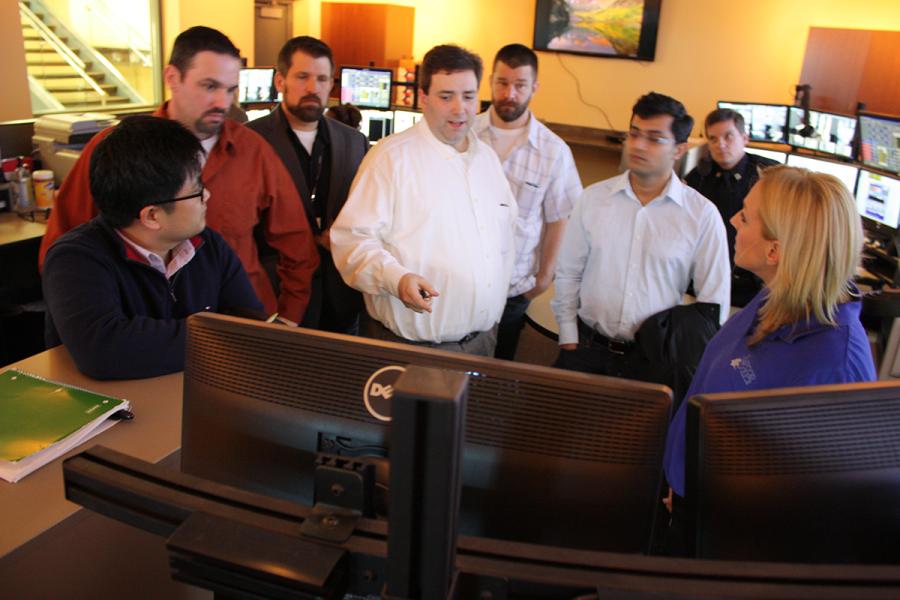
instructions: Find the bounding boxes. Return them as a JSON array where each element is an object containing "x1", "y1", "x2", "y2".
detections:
[
  {"x1": 340, "y1": 67, "x2": 393, "y2": 110},
  {"x1": 393, "y1": 109, "x2": 423, "y2": 134},
  {"x1": 717, "y1": 101, "x2": 788, "y2": 143},
  {"x1": 787, "y1": 107, "x2": 856, "y2": 159},
  {"x1": 785, "y1": 153, "x2": 859, "y2": 196},
  {"x1": 858, "y1": 113, "x2": 900, "y2": 175},
  {"x1": 855, "y1": 169, "x2": 900, "y2": 229},
  {"x1": 533, "y1": 0, "x2": 662, "y2": 62},
  {"x1": 359, "y1": 109, "x2": 394, "y2": 142},
  {"x1": 745, "y1": 147, "x2": 787, "y2": 164},
  {"x1": 239, "y1": 68, "x2": 276, "y2": 103}
]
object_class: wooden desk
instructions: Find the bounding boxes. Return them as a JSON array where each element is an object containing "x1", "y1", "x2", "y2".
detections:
[
  {"x1": 0, "y1": 347, "x2": 205, "y2": 598},
  {"x1": 0, "y1": 211, "x2": 46, "y2": 247}
]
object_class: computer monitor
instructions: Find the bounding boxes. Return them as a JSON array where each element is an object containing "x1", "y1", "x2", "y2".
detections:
[
  {"x1": 66, "y1": 446, "x2": 900, "y2": 599},
  {"x1": 785, "y1": 153, "x2": 860, "y2": 195},
  {"x1": 686, "y1": 381, "x2": 900, "y2": 563},
  {"x1": 359, "y1": 109, "x2": 393, "y2": 142},
  {"x1": 744, "y1": 147, "x2": 787, "y2": 164},
  {"x1": 393, "y1": 109, "x2": 423, "y2": 134},
  {"x1": 238, "y1": 67, "x2": 276, "y2": 104},
  {"x1": 858, "y1": 112, "x2": 900, "y2": 175},
  {"x1": 787, "y1": 107, "x2": 856, "y2": 159},
  {"x1": 717, "y1": 101, "x2": 788, "y2": 143},
  {"x1": 339, "y1": 66, "x2": 393, "y2": 110},
  {"x1": 180, "y1": 313, "x2": 673, "y2": 553},
  {"x1": 855, "y1": 168, "x2": 900, "y2": 230}
]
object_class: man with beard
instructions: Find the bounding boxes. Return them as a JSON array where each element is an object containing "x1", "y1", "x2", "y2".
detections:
[
  {"x1": 38, "y1": 26, "x2": 318, "y2": 325},
  {"x1": 472, "y1": 44, "x2": 582, "y2": 360},
  {"x1": 552, "y1": 92, "x2": 730, "y2": 377},
  {"x1": 331, "y1": 45, "x2": 516, "y2": 356},
  {"x1": 248, "y1": 37, "x2": 368, "y2": 333}
]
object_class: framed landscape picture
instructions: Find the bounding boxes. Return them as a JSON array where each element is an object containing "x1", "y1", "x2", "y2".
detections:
[{"x1": 533, "y1": 0, "x2": 662, "y2": 61}]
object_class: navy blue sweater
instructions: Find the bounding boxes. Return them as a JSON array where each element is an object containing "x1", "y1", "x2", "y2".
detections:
[{"x1": 43, "y1": 217, "x2": 263, "y2": 379}]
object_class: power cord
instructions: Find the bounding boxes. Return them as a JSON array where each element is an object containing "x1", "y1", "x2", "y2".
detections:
[{"x1": 555, "y1": 53, "x2": 618, "y2": 131}]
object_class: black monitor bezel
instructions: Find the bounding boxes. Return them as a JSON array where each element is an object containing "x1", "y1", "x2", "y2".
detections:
[
  {"x1": 855, "y1": 167, "x2": 900, "y2": 233},
  {"x1": 786, "y1": 105, "x2": 858, "y2": 159},
  {"x1": 716, "y1": 100, "x2": 790, "y2": 144},
  {"x1": 857, "y1": 111, "x2": 900, "y2": 175}
]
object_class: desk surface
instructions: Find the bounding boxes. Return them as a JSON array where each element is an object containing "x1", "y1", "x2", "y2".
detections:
[
  {"x1": 0, "y1": 212, "x2": 47, "y2": 246},
  {"x1": 0, "y1": 346, "x2": 183, "y2": 558}
]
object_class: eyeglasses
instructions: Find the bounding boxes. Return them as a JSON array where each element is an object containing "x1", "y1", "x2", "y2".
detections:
[
  {"x1": 627, "y1": 129, "x2": 675, "y2": 145},
  {"x1": 165, "y1": 181, "x2": 205, "y2": 204}
]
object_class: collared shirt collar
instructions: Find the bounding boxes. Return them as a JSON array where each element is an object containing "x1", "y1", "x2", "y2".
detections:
[
  {"x1": 477, "y1": 107, "x2": 540, "y2": 150},
  {"x1": 614, "y1": 170, "x2": 685, "y2": 208},
  {"x1": 415, "y1": 117, "x2": 479, "y2": 161},
  {"x1": 710, "y1": 152, "x2": 750, "y2": 177},
  {"x1": 115, "y1": 229, "x2": 202, "y2": 280},
  {"x1": 154, "y1": 102, "x2": 236, "y2": 157}
]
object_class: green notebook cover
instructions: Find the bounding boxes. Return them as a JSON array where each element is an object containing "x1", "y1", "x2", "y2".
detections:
[{"x1": 0, "y1": 369, "x2": 127, "y2": 463}]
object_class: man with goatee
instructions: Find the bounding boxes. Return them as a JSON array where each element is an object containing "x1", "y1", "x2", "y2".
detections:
[
  {"x1": 473, "y1": 43, "x2": 582, "y2": 360},
  {"x1": 248, "y1": 36, "x2": 368, "y2": 333},
  {"x1": 39, "y1": 26, "x2": 318, "y2": 325}
]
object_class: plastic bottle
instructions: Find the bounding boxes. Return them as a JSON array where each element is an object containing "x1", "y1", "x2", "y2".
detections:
[{"x1": 11, "y1": 156, "x2": 34, "y2": 215}]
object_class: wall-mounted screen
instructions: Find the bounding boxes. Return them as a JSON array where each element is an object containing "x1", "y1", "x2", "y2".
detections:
[
  {"x1": 787, "y1": 107, "x2": 856, "y2": 159},
  {"x1": 785, "y1": 153, "x2": 860, "y2": 195},
  {"x1": 855, "y1": 169, "x2": 900, "y2": 230},
  {"x1": 533, "y1": 0, "x2": 662, "y2": 61},
  {"x1": 858, "y1": 112, "x2": 900, "y2": 175},
  {"x1": 745, "y1": 147, "x2": 787, "y2": 164},
  {"x1": 717, "y1": 101, "x2": 788, "y2": 143},
  {"x1": 239, "y1": 68, "x2": 276, "y2": 104},
  {"x1": 340, "y1": 67, "x2": 393, "y2": 110}
]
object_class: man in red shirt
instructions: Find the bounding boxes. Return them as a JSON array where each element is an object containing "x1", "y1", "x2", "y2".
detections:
[{"x1": 39, "y1": 26, "x2": 318, "y2": 323}]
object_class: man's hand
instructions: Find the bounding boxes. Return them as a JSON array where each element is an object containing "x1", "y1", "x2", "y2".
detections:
[
  {"x1": 523, "y1": 271, "x2": 553, "y2": 301},
  {"x1": 398, "y1": 273, "x2": 440, "y2": 313},
  {"x1": 316, "y1": 228, "x2": 331, "y2": 252},
  {"x1": 559, "y1": 343, "x2": 577, "y2": 351}
]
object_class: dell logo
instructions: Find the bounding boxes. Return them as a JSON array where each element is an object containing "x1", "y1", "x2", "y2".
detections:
[{"x1": 364, "y1": 365, "x2": 406, "y2": 422}]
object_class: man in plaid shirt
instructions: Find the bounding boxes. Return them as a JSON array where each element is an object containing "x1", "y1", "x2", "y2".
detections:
[{"x1": 473, "y1": 43, "x2": 583, "y2": 360}]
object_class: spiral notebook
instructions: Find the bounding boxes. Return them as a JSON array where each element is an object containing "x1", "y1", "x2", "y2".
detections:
[{"x1": 0, "y1": 369, "x2": 131, "y2": 483}]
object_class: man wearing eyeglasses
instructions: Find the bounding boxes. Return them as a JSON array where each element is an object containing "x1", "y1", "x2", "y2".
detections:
[
  {"x1": 38, "y1": 26, "x2": 318, "y2": 326},
  {"x1": 42, "y1": 116, "x2": 263, "y2": 380},
  {"x1": 552, "y1": 92, "x2": 730, "y2": 377}
]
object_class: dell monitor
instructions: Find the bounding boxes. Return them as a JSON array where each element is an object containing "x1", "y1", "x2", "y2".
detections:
[
  {"x1": 340, "y1": 66, "x2": 393, "y2": 110},
  {"x1": 785, "y1": 153, "x2": 860, "y2": 195},
  {"x1": 858, "y1": 112, "x2": 900, "y2": 175},
  {"x1": 717, "y1": 101, "x2": 788, "y2": 143},
  {"x1": 238, "y1": 67, "x2": 276, "y2": 104},
  {"x1": 686, "y1": 381, "x2": 900, "y2": 563},
  {"x1": 787, "y1": 107, "x2": 856, "y2": 159},
  {"x1": 856, "y1": 169, "x2": 900, "y2": 231},
  {"x1": 180, "y1": 313, "x2": 673, "y2": 553},
  {"x1": 744, "y1": 147, "x2": 787, "y2": 164}
]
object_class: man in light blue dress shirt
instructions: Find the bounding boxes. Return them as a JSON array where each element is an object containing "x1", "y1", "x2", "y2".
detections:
[{"x1": 552, "y1": 92, "x2": 730, "y2": 377}]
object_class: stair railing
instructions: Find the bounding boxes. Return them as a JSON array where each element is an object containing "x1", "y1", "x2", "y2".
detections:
[{"x1": 18, "y1": 0, "x2": 108, "y2": 102}]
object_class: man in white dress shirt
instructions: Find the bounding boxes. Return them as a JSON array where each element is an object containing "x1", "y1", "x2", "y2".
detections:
[
  {"x1": 330, "y1": 45, "x2": 517, "y2": 356},
  {"x1": 473, "y1": 43, "x2": 582, "y2": 360},
  {"x1": 552, "y1": 92, "x2": 730, "y2": 376}
]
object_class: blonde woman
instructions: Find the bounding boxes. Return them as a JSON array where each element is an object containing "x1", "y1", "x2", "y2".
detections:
[{"x1": 663, "y1": 166, "x2": 876, "y2": 504}]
